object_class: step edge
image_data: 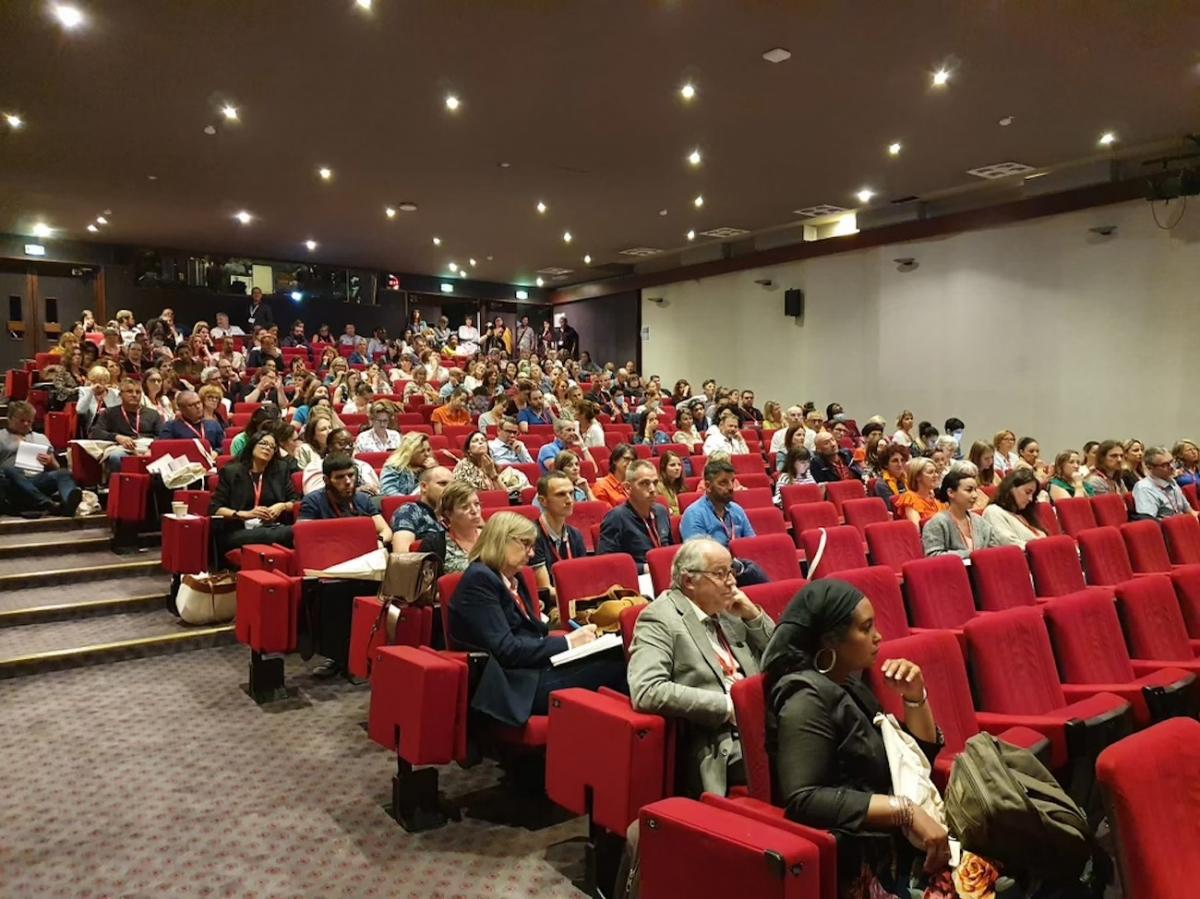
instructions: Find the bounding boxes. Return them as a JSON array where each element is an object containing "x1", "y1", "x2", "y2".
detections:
[
  {"x1": 0, "y1": 592, "x2": 169, "y2": 624},
  {"x1": 0, "y1": 625, "x2": 235, "y2": 667},
  {"x1": 0, "y1": 559, "x2": 164, "y2": 582}
]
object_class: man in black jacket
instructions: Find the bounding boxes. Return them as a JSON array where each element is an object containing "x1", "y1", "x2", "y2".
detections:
[
  {"x1": 598, "y1": 459, "x2": 673, "y2": 573},
  {"x1": 89, "y1": 379, "x2": 163, "y2": 472},
  {"x1": 809, "y1": 432, "x2": 863, "y2": 483},
  {"x1": 247, "y1": 287, "x2": 274, "y2": 330}
]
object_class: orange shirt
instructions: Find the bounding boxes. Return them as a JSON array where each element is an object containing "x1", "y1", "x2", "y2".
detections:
[
  {"x1": 430, "y1": 405, "x2": 470, "y2": 429},
  {"x1": 894, "y1": 491, "x2": 946, "y2": 526},
  {"x1": 593, "y1": 474, "x2": 630, "y2": 509}
]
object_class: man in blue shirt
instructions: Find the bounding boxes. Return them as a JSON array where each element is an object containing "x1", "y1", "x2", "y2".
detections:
[
  {"x1": 299, "y1": 454, "x2": 393, "y2": 543},
  {"x1": 159, "y1": 390, "x2": 224, "y2": 449},
  {"x1": 680, "y1": 458, "x2": 767, "y2": 586},
  {"x1": 536, "y1": 419, "x2": 592, "y2": 472},
  {"x1": 517, "y1": 388, "x2": 555, "y2": 432},
  {"x1": 597, "y1": 459, "x2": 673, "y2": 572},
  {"x1": 489, "y1": 417, "x2": 534, "y2": 466}
]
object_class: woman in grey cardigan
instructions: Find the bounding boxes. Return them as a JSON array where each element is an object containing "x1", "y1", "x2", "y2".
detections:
[{"x1": 921, "y1": 469, "x2": 1000, "y2": 558}]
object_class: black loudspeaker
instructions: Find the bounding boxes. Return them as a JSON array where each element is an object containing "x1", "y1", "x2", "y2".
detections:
[{"x1": 784, "y1": 288, "x2": 804, "y2": 318}]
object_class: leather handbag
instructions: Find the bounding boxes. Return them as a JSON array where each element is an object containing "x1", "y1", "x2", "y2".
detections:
[
  {"x1": 176, "y1": 571, "x2": 238, "y2": 625},
  {"x1": 571, "y1": 586, "x2": 647, "y2": 634}
]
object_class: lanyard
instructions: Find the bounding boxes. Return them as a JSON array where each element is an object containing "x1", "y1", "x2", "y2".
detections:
[
  {"x1": 122, "y1": 406, "x2": 141, "y2": 434},
  {"x1": 181, "y1": 418, "x2": 205, "y2": 441},
  {"x1": 506, "y1": 576, "x2": 532, "y2": 621},
  {"x1": 641, "y1": 512, "x2": 662, "y2": 549},
  {"x1": 538, "y1": 518, "x2": 574, "y2": 563},
  {"x1": 251, "y1": 474, "x2": 264, "y2": 507},
  {"x1": 709, "y1": 619, "x2": 738, "y2": 679}
]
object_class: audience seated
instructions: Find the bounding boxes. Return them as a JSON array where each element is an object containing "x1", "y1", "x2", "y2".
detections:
[
  {"x1": 981, "y1": 468, "x2": 1047, "y2": 547},
  {"x1": 537, "y1": 418, "x2": 593, "y2": 473},
  {"x1": 354, "y1": 402, "x2": 401, "y2": 454},
  {"x1": 448, "y1": 512, "x2": 627, "y2": 726},
  {"x1": 762, "y1": 580, "x2": 953, "y2": 896},
  {"x1": 773, "y1": 447, "x2": 814, "y2": 507},
  {"x1": 810, "y1": 431, "x2": 862, "y2": 483},
  {"x1": 1084, "y1": 439, "x2": 1128, "y2": 496},
  {"x1": 532, "y1": 471, "x2": 588, "y2": 603},
  {"x1": 1172, "y1": 439, "x2": 1199, "y2": 487},
  {"x1": 593, "y1": 444, "x2": 635, "y2": 508},
  {"x1": 921, "y1": 469, "x2": 1000, "y2": 557},
  {"x1": 453, "y1": 431, "x2": 505, "y2": 492},
  {"x1": 1133, "y1": 446, "x2": 1198, "y2": 521},
  {"x1": 390, "y1": 466, "x2": 452, "y2": 552},
  {"x1": 89, "y1": 378, "x2": 164, "y2": 471},
  {"x1": 657, "y1": 451, "x2": 686, "y2": 515},
  {"x1": 302, "y1": 427, "x2": 378, "y2": 496},
  {"x1": 702, "y1": 411, "x2": 749, "y2": 456},
  {"x1": 159, "y1": 389, "x2": 224, "y2": 447},
  {"x1": 517, "y1": 386, "x2": 555, "y2": 431},
  {"x1": 893, "y1": 457, "x2": 945, "y2": 528},
  {"x1": 299, "y1": 454, "x2": 393, "y2": 541},
  {"x1": 380, "y1": 432, "x2": 435, "y2": 496},
  {"x1": 210, "y1": 429, "x2": 298, "y2": 552},
  {"x1": 1120, "y1": 438, "x2": 1146, "y2": 491},
  {"x1": 671, "y1": 405, "x2": 704, "y2": 451},
  {"x1": 420, "y1": 480, "x2": 482, "y2": 574},
  {"x1": 489, "y1": 417, "x2": 534, "y2": 466},
  {"x1": 1048, "y1": 449, "x2": 1087, "y2": 501},
  {"x1": 0, "y1": 400, "x2": 81, "y2": 516},
  {"x1": 873, "y1": 443, "x2": 909, "y2": 503},
  {"x1": 597, "y1": 459, "x2": 673, "y2": 572}
]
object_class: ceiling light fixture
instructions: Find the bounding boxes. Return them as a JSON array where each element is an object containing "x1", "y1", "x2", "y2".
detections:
[
  {"x1": 86, "y1": 224, "x2": 98, "y2": 233},
  {"x1": 290, "y1": 291, "x2": 303, "y2": 302},
  {"x1": 680, "y1": 82, "x2": 696, "y2": 101},
  {"x1": 221, "y1": 104, "x2": 239, "y2": 121},
  {"x1": 51, "y1": 3, "x2": 85, "y2": 29},
  {"x1": 583, "y1": 254, "x2": 592, "y2": 264},
  {"x1": 535, "y1": 277, "x2": 544, "y2": 287},
  {"x1": 440, "y1": 283, "x2": 453, "y2": 293},
  {"x1": 1098, "y1": 131, "x2": 1117, "y2": 146},
  {"x1": 931, "y1": 68, "x2": 950, "y2": 87},
  {"x1": 498, "y1": 161, "x2": 512, "y2": 169},
  {"x1": 469, "y1": 258, "x2": 477, "y2": 267},
  {"x1": 762, "y1": 47, "x2": 792, "y2": 64},
  {"x1": 536, "y1": 200, "x2": 547, "y2": 214},
  {"x1": 432, "y1": 236, "x2": 441, "y2": 246},
  {"x1": 688, "y1": 148, "x2": 702, "y2": 166},
  {"x1": 693, "y1": 195, "x2": 704, "y2": 208},
  {"x1": 515, "y1": 289, "x2": 529, "y2": 301},
  {"x1": 95, "y1": 215, "x2": 108, "y2": 225},
  {"x1": 687, "y1": 229, "x2": 696, "y2": 241},
  {"x1": 4, "y1": 113, "x2": 23, "y2": 130},
  {"x1": 385, "y1": 206, "x2": 396, "y2": 218},
  {"x1": 305, "y1": 239, "x2": 317, "y2": 251},
  {"x1": 234, "y1": 210, "x2": 252, "y2": 225},
  {"x1": 562, "y1": 231, "x2": 572, "y2": 243},
  {"x1": 855, "y1": 188, "x2": 875, "y2": 204},
  {"x1": 317, "y1": 166, "x2": 333, "y2": 180},
  {"x1": 444, "y1": 94, "x2": 460, "y2": 112},
  {"x1": 32, "y1": 222, "x2": 53, "y2": 238},
  {"x1": 398, "y1": 202, "x2": 418, "y2": 212},
  {"x1": 888, "y1": 142, "x2": 902, "y2": 156},
  {"x1": 355, "y1": 0, "x2": 372, "y2": 9},
  {"x1": 448, "y1": 262, "x2": 458, "y2": 272}
]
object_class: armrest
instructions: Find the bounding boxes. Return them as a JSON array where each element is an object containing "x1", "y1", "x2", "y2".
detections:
[{"x1": 1132, "y1": 658, "x2": 1200, "y2": 677}]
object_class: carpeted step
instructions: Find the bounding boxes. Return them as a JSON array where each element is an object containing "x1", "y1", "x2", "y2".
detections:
[
  {"x1": 0, "y1": 548, "x2": 163, "y2": 590},
  {"x1": 0, "y1": 512, "x2": 108, "y2": 536},
  {"x1": 0, "y1": 608, "x2": 234, "y2": 678},
  {"x1": 0, "y1": 525, "x2": 113, "y2": 559},
  {"x1": 0, "y1": 571, "x2": 173, "y2": 625}
]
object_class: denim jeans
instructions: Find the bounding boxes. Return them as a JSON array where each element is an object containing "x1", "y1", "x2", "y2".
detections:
[{"x1": 2, "y1": 466, "x2": 78, "y2": 508}]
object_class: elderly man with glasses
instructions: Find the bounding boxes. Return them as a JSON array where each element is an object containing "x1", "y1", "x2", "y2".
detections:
[
  {"x1": 627, "y1": 536, "x2": 774, "y2": 798},
  {"x1": 488, "y1": 417, "x2": 534, "y2": 466},
  {"x1": 1133, "y1": 446, "x2": 1200, "y2": 521}
]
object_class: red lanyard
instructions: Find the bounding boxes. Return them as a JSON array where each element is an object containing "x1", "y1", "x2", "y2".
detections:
[
  {"x1": 251, "y1": 474, "x2": 264, "y2": 507},
  {"x1": 538, "y1": 518, "x2": 574, "y2": 563},
  {"x1": 710, "y1": 620, "x2": 738, "y2": 678},
  {"x1": 123, "y1": 406, "x2": 141, "y2": 434},
  {"x1": 642, "y1": 513, "x2": 662, "y2": 549},
  {"x1": 181, "y1": 418, "x2": 205, "y2": 441},
  {"x1": 506, "y1": 577, "x2": 532, "y2": 621}
]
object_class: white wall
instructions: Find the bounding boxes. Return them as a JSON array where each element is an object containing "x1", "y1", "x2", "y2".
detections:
[{"x1": 641, "y1": 199, "x2": 1200, "y2": 455}]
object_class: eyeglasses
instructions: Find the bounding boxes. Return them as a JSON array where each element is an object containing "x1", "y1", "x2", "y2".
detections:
[{"x1": 688, "y1": 560, "x2": 745, "y2": 582}]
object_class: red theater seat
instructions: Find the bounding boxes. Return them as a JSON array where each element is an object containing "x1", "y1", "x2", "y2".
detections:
[
  {"x1": 553, "y1": 553, "x2": 640, "y2": 624},
  {"x1": 824, "y1": 479, "x2": 865, "y2": 518},
  {"x1": 902, "y1": 555, "x2": 979, "y2": 630},
  {"x1": 968, "y1": 545, "x2": 1039, "y2": 611},
  {"x1": 841, "y1": 497, "x2": 890, "y2": 536},
  {"x1": 742, "y1": 578, "x2": 807, "y2": 622},
  {"x1": 730, "y1": 534, "x2": 802, "y2": 583},
  {"x1": 1053, "y1": 496, "x2": 1098, "y2": 537},
  {"x1": 788, "y1": 502, "x2": 838, "y2": 544},
  {"x1": 778, "y1": 483, "x2": 823, "y2": 510},
  {"x1": 1027, "y1": 535, "x2": 1093, "y2": 597},
  {"x1": 1091, "y1": 492, "x2": 1129, "y2": 528},
  {"x1": 646, "y1": 545, "x2": 681, "y2": 596},
  {"x1": 832, "y1": 565, "x2": 911, "y2": 641},
  {"x1": 1115, "y1": 575, "x2": 1200, "y2": 669},
  {"x1": 863, "y1": 520, "x2": 923, "y2": 575},
  {"x1": 1162, "y1": 513, "x2": 1200, "y2": 565},
  {"x1": 744, "y1": 506, "x2": 787, "y2": 536},
  {"x1": 799, "y1": 525, "x2": 866, "y2": 577},
  {"x1": 1078, "y1": 526, "x2": 1142, "y2": 586},
  {"x1": 348, "y1": 596, "x2": 434, "y2": 680},
  {"x1": 733, "y1": 487, "x2": 774, "y2": 509}
]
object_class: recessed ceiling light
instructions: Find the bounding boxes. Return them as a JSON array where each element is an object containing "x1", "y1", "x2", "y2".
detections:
[
  {"x1": 355, "y1": 0, "x2": 371, "y2": 9},
  {"x1": 440, "y1": 283, "x2": 453, "y2": 293},
  {"x1": 398, "y1": 202, "x2": 418, "y2": 212},
  {"x1": 687, "y1": 148, "x2": 702, "y2": 166},
  {"x1": 290, "y1": 291, "x2": 303, "y2": 302},
  {"x1": 469, "y1": 258, "x2": 477, "y2": 267},
  {"x1": 693, "y1": 195, "x2": 704, "y2": 208},
  {"x1": 86, "y1": 224, "x2": 98, "y2": 233},
  {"x1": 385, "y1": 206, "x2": 396, "y2": 218},
  {"x1": 317, "y1": 166, "x2": 333, "y2": 180},
  {"x1": 536, "y1": 277, "x2": 544, "y2": 287},
  {"x1": 448, "y1": 262, "x2": 458, "y2": 272},
  {"x1": 686, "y1": 229, "x2": 695, "y2": 241},
  {"x1": 583, "y1": 254, "x2": 592, "y2": 264},
  {"x1": 659, "y1": 208, "x2": 668, "y2": 217},
  {"x1": 762, "y1": 47, "x2": 792, "y2": 64},
  {"x1": 486, "y1": 255, "x2": 494, "y2": 261},
  {"x1": 51, "y1": 3, "x2": 85, "y2": 30},
  {"x1": 203, "y1": 125, "x2": 217, "y2": 136},
  {"x1": 234, "y1": 210, "x2": 252, "y2": 225},
  {"x1": 515, "y1": 289, "x2": 529, "y2": 300},
  {"x1": 147, "y1": 174, "x2": 158, "y2": 180},
  {"x1": 1098, "y1": 131, "x2": 1117, "y2": 146},
  {"x1": 4, "y1": 113, "x2": 23, "y2": 130},
  {"x1": 536, "y1": 200, "x2": 547, "y2": 214},
  {"x1": 221, "y1": 104, "x2": 239, "y2": 121},
  {"x1": 562, "y1": 231, "x2": 572, "y2": 243},
  {"x1": 888, "y1": 142, "x2": 902, "y2": 156},
  {"x1": 444, "y1": 94, "x2": 460, "y2": 112},
  {"x1": 32, "y1": 222, "x2": 53, "y2": 238},
  {"x1": 95, "y1": 215, "x2": 108, "y2": 225},
  {"x1": 998, "y1": 116, "x2": 1014, "y2": 127},
  {"x1": 432, "y1": 236, "x2": 442, "y2": 246},
  {"x1": 305, "y1": 239, "x2": 317, "y2": 251},
  {"x1": 931, "y1": 68, "x2": 950, "y2": 87},
  {"x1": 855, "y1": 188, "x2": 875, "y2": 204},
  {"x1": 680, "y1": 82, "x2": 696, "y2": 101},
  {"x1": 498, "y1": 161, "x2": 512, "y2": 169}
]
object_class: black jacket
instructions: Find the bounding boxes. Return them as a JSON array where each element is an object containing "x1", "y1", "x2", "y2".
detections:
[
  {"x1": 597, "y1": 501, "x2": 673, "y2": 568},
  {"x1": 247, "y1": 300, "x2": 274, "y2": 329},
  {"x1": 448, "y1": 561, "x2": 568, "y2": 725},
  {"x1": 89, "y1": 405, "x2": 163, "y2": 441},
  {"x1": 210, "y1": 461, "x2": 298, "y2": 519},
  {"x1": 809, "y1": 450, "x2": 863, "y2": 484}
]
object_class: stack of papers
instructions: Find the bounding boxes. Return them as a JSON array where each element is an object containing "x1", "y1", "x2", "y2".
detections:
[
  {"x1": 14, "y1": 442, "x2": 45, "y2": 473},
  {"x1": 550, "y1": 632, "x2": 622, "y2": 667}
]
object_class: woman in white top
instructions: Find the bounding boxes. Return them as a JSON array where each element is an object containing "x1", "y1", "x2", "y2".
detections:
[
  {"x1": 388, "y1": 357, "x2": 415, "y2": 383},
  {"x1": 302, "y1": 427, "x2": 380, "y2": 495},
  {"x1": 421, "y1": 350, "x2": 448, "y2": 383},
  {"x1": 457, "y1": 316, "x2": 480, "y2": 355},
  {"x1": 577, "y1": 400, "x2": 605, "y2": 448},
  {"x1": 76, "y1": 364, "x2": 121, "y2": 425},
  {"x1": 991, "y1": 429, "x2": 1019, "y2": 478},
  {"x1": 891, "y1": 409, "x2": 915, "y2": 448},
  {"x1": 982, "y1": 468, "x2": 1047, "y2": 548},
  {"x1": 140, "y1": 369, "x2": 173, "y2": 420},
  {"x1": 671, "y1": 406, "x2": 703, "y2": 452}
]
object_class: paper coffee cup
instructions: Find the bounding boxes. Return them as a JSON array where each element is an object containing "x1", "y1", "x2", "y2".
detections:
[{"x1": 171, "y1": 502, "x2": 188, "y2": 517}]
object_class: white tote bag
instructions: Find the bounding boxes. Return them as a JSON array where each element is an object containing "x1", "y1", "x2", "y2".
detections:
[{"x1": 874, "y1": 712, "x2": 946, "y2": 848}]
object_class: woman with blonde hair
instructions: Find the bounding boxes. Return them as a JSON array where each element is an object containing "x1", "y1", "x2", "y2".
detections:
[
  {"x1": 448, "y1": 512, "x2": 625, "y2": 725},
  {"x1": 968, "y1": 440, "x2": 996, "y2": 487},
  {"x1": 50, "y1": 331, "x2": 79, "y2": 358},
  {"x1": 1121, "y1": 439, "x2": 1146, "y2": 491},
  {"x1": 891, "y1": 409, "x2": 915, "y2": 448},
  {"x1": 761, "y1": 400, "x2": 784, "y2": 433},
  {"x1": 1173, "y1": 439, "x2": 1200, "y2": 488},
  {"x1": 430, "y1": 481, "x2": 484, "y2": 575},
  {"x1": 380, "y1": 432, "x2": 435, "y2": 495},
  {"x1": 198, "y1": 383, "x2": 227, "y2": 426},
  {"x1": 992, "y1": 429, "x2": 1018, "y2": 478},
  {"x1": 892, "y1": 456, "x2": 946, "y2": 527},
  {"x1": 1048, "y1": 450, "x2": 1086, "y2": 501}
]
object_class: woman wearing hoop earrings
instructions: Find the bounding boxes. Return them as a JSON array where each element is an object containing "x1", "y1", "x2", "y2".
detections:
[{"x1": 762, "y1": 580, "x2": 958, "y2": 898}]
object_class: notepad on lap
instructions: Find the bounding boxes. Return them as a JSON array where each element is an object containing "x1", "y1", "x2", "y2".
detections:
[
  {"x1": 550, "y1": 631, "x2": 622, "y2": 667},
  {"x1": 14, "y1": 441, "x2": 45, "y2": 473}
]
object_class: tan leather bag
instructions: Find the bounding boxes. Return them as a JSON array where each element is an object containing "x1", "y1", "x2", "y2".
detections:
[
  {"x1": 571, "y1": 586, "x2": 647, "y2": 634},
  {"x1": 177, "y1": 572, "x2": 238, "y2": 625}
]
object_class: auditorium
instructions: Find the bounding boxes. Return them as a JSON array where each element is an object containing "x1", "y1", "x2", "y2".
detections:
[{"x1": 4, "y1": 2, "x2": 1200, "y2": 897}]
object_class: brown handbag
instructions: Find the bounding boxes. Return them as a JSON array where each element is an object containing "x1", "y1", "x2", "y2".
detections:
[{"x1": 571, "y1": 586, "x2": 647, "y2": 634}]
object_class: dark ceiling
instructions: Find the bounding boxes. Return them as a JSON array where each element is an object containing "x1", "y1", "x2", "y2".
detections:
[{"x1": 1, "y1": 0, "x2": 1198, "y2": 288}]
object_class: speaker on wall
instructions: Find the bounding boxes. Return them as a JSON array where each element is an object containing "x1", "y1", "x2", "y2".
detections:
[{"x1": 784, "y1": 288, "x2": 804, "y2": 318}]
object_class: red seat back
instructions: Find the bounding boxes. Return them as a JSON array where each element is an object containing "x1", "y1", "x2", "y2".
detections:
[
  {"x1": 730, "y1": 534, "x2": 802, "y2": 582},
  {"x1": 570, "y1": 500, "x2": 613, "y2": 552},
  {"x1": 356, "y1": 451, "x2": 391, "y2": 469},
  {"x1": 483, "y1": 504, "x2": 539, "y2": 523},
  {"x1": 646, "y1": 544, "x2": 681, "y2": 596},
  {"x1": 842, "y1": 497, "x2": 890, "y2": 536},
  {"x1": 730, "y1": 675, "x2": 772, "y2": 803},
  {"x1": 744, "y1": 506, "x2": 787, "y2": 536},
  {"x1": 787, "y1": 502, "x2": 838, "y2": 544},
  {"x1": 474, "y1": 490, "x2": 510, "y2": 509},
  {"x1": 1042, "y1": 591, "x2": 1137, "y2": 684},
  {"x1": 964, "y1": 606, "x2": 1069, "y2": 714},
  {"x1": 730, "y1": 453, "x2": 764, "y2": 475},
  {"x1": 1120, "y1": 520, "x2": 1173, "y2": 574},
  {"x1": 1078, "y1": 526, "x2": 1135, "y2": 586},
  {"x1": 734, "y1": 487, "x2": 774, "y2": 509},
  {"x1": 1162, "y1": 514, "x2": 1200, "y2": 565},
  {"x1": 677, "y1": 491, "x2": 703, "y2": 513},
  {"x1": 824, "y1": 479, "x2": 866, "y2": 517},
  {"x1": 293, "y1": 517, "x2": 379, "y2": 572},
  {"x1": 1169, "y1": 565, "x2": 1200, "y2": 639},
  {"x1": 1038, "y1": 502, "x2": 1062, "y2": 536},
  {"x1": 553, "y1": 553, "x2": 640, "y2": 624},
  {"x1": 1027, "y1": 535, "x2": 1088, "y2": 596},
  {"x1": 864, "y1": 519, "x2": 923, "y2": 575},
  {"x1": 742, "y1": 579, "x2": 807, "y2": 623},
  {"x1": 1054, "y1": 496, "x2": 1098, "y2": 537},
  {"x1": 734, "y1": 473, "x2": 772, "y2": 490},
  {"x1": 832, "y1": 565, "x2": 910, "y2": 641},
  {"x1": 902, "y1": 555, "x2": 978, "y2": 629},
  {"x1": 778, "y1": 483, "x2": 823, "y2": 509},
  {"x1": 1097, "y1": 717, "x2": 1200, "y2": 899},
  {"x1": 619, "y1": 603, "x2": 647, "y2": 655},
  {"x1": 969, "y1": 545, "x2": 1038, "y2": 611},
  {"x1": 799, "y1": 525, "x2": 867, "y2": 577},
  {"x1": 1092, "y1": 492, "x2": 1129, "y2": 528},
  {"x1": 1116, "y1": 575, "x2": 1196, "y2": 662}
]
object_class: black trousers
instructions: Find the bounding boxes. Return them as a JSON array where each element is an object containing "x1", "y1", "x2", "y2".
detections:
[{"x1": 530, "y1": 649, "x2": 628, "y2": 716}]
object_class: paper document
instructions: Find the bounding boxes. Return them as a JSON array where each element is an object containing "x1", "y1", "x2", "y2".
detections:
[
  {"x1": 304, "y1": 546, "x2": 388, "y2": 580},
  {"x1": 637, "y1": 572, "x2": 655, "y2": 598},
  {"x1": 14, "y1": 441, "x2": 45, "y2": 473},
  {"x1": 550, "y1": 631, "x2": 622, "y2": 667}
]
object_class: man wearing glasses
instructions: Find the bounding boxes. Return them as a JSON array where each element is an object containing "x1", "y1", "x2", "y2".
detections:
[
  {"x1": 1133, "y1": 446, "x2": 1199, "y2": 521},
  {"x1": 489, "y1": 418, "x2": 534, "y2": 466},
  {"x1": 353, "y1": 403, "x2": 401, "y2": 454},
  {"x1": 626, "y1": 536, "x2": 773, "y2": 798}
]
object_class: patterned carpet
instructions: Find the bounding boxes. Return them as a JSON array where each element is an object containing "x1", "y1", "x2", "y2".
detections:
[{"x1": 0, "y1": 645, "x2": 588, "y2": 898}]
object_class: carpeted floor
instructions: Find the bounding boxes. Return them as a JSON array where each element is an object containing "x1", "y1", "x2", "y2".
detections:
[{"x1": 0, "y1": 646, "x2": 588, "y2": 898}]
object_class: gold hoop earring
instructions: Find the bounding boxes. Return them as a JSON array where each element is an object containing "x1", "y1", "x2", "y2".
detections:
[{"x1": 815, "y1": 648, "x2": 837, "y2": 675}]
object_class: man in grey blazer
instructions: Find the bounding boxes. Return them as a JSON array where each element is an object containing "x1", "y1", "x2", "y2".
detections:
[{"x1": 627, "y1": 537, "x2": 775, "y2": 797}]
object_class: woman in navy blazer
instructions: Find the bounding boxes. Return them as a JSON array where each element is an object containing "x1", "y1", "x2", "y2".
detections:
[{"x1": 449, "y1": 512, "x2": 627, "y2": 726}]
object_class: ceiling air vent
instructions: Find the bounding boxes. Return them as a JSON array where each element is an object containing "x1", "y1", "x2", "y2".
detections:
[
  {"x1": 536, "y1": 266, "x2": 573, "y2": 276},
  {"x1": 698, "y1": 226, "x2": 750, "y2": 238},
  {"x1": 966, "y1": 161, "x2": 1037, "y2": 180},
  {"x1": 793, "y1": 204, "x2": 848, "y2": 218},
  {"x1": 618, "y1": 247, "x2": 664, "y2": 257}
]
